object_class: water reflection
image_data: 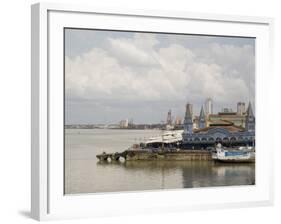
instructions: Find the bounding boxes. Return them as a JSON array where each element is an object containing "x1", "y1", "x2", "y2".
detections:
[{"x1": 97, "y1": 160, "x2": 255, "y2": 190}]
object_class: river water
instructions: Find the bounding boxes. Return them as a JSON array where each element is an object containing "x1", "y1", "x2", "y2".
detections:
[{"x1": 65, "y1": 129, "x2": 255, "y2": 194}]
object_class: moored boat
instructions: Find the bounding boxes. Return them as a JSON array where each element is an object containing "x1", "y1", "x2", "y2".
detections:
[{"x1": 212, "y1": 143, "x2": 255, "y2": 163}]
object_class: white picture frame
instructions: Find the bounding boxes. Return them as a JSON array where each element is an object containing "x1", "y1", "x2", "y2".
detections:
[{"x1": 31, "y1": 2, "x2": 274, "y2": 221}]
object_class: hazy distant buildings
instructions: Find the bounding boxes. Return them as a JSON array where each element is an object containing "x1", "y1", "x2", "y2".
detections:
[
  {"x1": 237, "y1": 102, "x2": 246, "y2": 115},
  {"x1": 186, "y1": 103, "x2": 193, "y2": 118},
  {"x1": 193, "y1": 116, "x2": 199, "y2": 129},
  {"x1": 128, "y1": 118, "x2": 134, "y2": 127},
  {"x1": 166, "y1": 109, "x2": 173, "y2": 126},
  {"x1": 119, "y1": 119, "x2": 129, "y2": 128},
  {"x1": 174, "y1": 116, "x2": 182, "y2": 125},
  {"x1": 221, "y1": 108, "x2": 233, "y2": 113},
  {"x1": 204, "y1": 98, "x2": 213, "y2": 116}
]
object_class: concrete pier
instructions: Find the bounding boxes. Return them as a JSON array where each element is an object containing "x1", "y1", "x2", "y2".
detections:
[
  {"x1": 96, "y1": 150, "x2": 212, "y2": 162},
  {"x1": 96, "y1": 152, "x2": 127, "y2": 161}
]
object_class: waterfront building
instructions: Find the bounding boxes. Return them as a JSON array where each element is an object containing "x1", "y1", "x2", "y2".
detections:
[
  {"x1": 204, "y1": 98, "x2": 213, "y2": 116},
  {"x1": 237, "y1": 102, "x2": 246, "y2": 115},
  {"x1": 182, "y1": 102, "x2": 255, "y2": 149}
]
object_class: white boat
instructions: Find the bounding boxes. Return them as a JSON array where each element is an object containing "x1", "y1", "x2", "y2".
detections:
[
  {"x1": 212, "y1": 143, "x2": 255, "y2": 163},
  {"x1": 144, "y1": 130, "x2": 183, "y2": 144}
]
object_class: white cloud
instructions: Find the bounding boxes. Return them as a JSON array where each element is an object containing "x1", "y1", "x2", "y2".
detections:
[
  {"x1": 65, "y1": 34, "x2": 254, "y2": 108},
  {"x1": 107, "y1": 33, "x2": 159, "y2": 66}
]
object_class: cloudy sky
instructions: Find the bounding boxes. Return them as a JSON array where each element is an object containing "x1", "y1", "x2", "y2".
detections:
[{"x1": 65, "y1": 28, "x2": 255, "y2": 125}]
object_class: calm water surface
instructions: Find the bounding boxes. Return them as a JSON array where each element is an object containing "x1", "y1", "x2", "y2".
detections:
[{"x1": 65, "y1": 129, "x2": 255, "y2": 194}]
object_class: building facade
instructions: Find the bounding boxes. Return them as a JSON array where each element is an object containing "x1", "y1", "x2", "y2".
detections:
[{"x1": 182, "y1": 102, "x2": 255, "y2": 149}]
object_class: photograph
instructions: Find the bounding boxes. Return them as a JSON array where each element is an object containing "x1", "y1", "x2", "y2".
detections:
[{"x1": 64, "y1": 28, "x2": 255, "y2": 194}]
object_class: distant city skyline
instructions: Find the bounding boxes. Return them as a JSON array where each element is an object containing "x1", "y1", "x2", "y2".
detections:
[
  {"x1": 65, "y1": 100, "x2": 253, "y2": 125},
  {"x1": 65, "y1": 29, "x2": 255, "y2": 125}
]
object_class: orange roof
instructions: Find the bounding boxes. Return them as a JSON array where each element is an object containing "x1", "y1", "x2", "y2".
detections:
[
  {"x1": 209, "y1": 114, "x2": 245, "y2": 118},
  {"x1": 193, "y1": 125, "x2": 245, "y2": 133},
  {"x1": 208, "y1": 120, "x2": 233, "y2": 126}
]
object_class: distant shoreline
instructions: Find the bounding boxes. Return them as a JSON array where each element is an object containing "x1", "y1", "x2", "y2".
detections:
[{"x1": 65, "y1": 124, "x2": 184, "y2": 130}]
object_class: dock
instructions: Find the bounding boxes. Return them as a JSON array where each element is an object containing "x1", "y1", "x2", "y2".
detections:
[
  {"x1": 96, "y1": 149, "x2": 212, "y2": 162},
  {"x1": 96, "y1": 151, "x2": 128, "y2": 161}
]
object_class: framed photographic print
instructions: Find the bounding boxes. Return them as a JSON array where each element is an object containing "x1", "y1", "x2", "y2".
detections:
[{"x1": 31, "y1": 2, "x2": 274, "y2": 221}]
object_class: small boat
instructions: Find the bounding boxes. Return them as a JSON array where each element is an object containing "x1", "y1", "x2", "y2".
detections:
[{"x1": 212, "y1": 143, "x2": 255, "y2": 163}]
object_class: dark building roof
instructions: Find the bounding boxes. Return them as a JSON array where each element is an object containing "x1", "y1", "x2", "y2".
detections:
[
  {"x1": 208, "y1": 120, "x2": 233, "y2": 126},
  {"x1": 218, "y1": 112, "x2": 237, "y2": 115}
]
